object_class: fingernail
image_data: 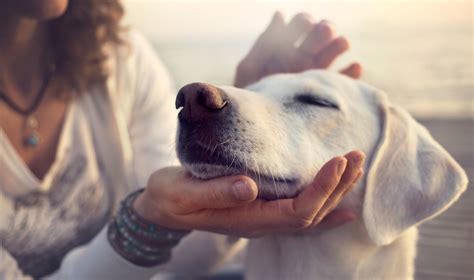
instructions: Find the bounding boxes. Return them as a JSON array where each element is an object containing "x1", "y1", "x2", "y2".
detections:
[
  {"x1": 353, "y1": 153, "x2": 366, "y2": 167},
  {"x1": 337, "y1": 158, "x2": 347, "y2": 176},
  {"x1": 232, "y1": 180, "x2": 254, "y2": 201}
]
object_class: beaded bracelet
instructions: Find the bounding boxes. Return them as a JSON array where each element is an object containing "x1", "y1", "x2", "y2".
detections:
[{"x1": 107, "y1": 188, "x2": 191, "y2": 267}]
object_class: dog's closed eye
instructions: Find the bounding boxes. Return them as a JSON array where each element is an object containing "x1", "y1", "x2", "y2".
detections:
[{"x1": 294, "y1": 94, "x2": 339, "y2": 109}]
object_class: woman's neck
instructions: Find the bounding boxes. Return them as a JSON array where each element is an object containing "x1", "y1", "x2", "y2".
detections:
[{"x1": 0, "y1": 13, "x2": 52, "y2": 98}]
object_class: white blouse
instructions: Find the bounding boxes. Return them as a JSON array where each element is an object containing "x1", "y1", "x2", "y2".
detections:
[{"x1": 0, "y1": 31, "x2": 240, "y2": 280}]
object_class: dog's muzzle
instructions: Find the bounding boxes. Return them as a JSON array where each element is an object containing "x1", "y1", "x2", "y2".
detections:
[
  {"x1": 175, "y1": 82, "x2": 302, "y2": 200},
  {"x1": 175, "y1": 83, "x2": 237, "y2": 166}
]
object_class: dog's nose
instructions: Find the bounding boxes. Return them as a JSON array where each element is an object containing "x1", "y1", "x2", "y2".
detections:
[{"x1": 176, "y1": 82, "x2": 228, "y2": 122}]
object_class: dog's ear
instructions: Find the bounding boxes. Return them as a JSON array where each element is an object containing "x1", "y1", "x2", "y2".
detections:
[{"x1": 362, "y1": 99, "x2": 468, "y2": 246}]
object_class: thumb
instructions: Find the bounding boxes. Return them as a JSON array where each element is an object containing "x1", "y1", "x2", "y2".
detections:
[{"x1": 181, "y1": 175, "x2": 258, "y2": 211}]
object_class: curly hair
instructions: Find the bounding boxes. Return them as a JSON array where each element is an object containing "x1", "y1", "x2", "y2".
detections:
[{"x1": 50, "y1": 0, "x2": 125, "y2": 92}]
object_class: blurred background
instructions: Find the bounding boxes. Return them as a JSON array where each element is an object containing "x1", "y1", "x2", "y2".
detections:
[
  {"x1": 123, "y1": 0, "x2": 472, "y2": 119},
  {"x1": 123, "y1": 0, "x2": 473, "y2": 279}
]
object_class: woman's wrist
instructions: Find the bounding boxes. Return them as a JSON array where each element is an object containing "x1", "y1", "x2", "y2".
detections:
[
  {"x1": 133, "y1": 189, "x2": 189, "y2": 231},
  {"x1": 108, "y1": 189, "x2": 191, "y2": 267},
  {"x1": 132, "y1": 190, "x2": 157, "y2": 222}
]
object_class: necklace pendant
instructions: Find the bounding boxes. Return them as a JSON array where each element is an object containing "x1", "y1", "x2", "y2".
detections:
[
  {"x1": 24, "y1": 132, "x2": 41, "y2": 148},
  {"x1": 26, "y1": 116, "x2": 39, "y2": 129},
  {"x1": 23, "y1": 116, "x2": 40, "y2": 148}
]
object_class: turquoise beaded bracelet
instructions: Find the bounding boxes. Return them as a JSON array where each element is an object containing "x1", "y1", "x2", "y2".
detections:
[{"x1": 107, "y1": 188, "x2": 191, "y2": 267}]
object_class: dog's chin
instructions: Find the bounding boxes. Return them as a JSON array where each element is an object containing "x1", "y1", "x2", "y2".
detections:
[{"x1": 183, "y1": 162, "x2": 302, "y2": 201}]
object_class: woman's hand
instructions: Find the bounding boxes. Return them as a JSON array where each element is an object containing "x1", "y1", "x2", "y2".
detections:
[
  {"x1": 234, "y1": 12, "x2": 362, "y2": 88},
  {"x1": 133, "y1": 151, "x2": 365, "y2": 238}
]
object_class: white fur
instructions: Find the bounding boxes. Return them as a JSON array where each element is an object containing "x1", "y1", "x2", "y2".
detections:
[{"x1": 177, "y1": 70, "x2": 468, "y2": 279}]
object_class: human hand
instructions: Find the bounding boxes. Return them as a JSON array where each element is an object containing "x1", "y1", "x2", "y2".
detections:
[
  {"x1": 134, "y1": 151, "x2": 365, "y2": 238},
  {"x1": 234, "y1": 12, "x2": 362, "y2": 88}
]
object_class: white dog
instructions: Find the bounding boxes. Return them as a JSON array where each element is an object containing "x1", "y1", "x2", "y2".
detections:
[{"x1": 174, "y1": 70, "x2": 468, "y2": 280}]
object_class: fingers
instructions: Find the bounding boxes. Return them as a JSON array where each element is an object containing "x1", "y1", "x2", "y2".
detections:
[
  {"x1": 311, "y1": 151, "x2": 366, "y2": 225},
  {"x1": 182, "y1": 155, "x2": 347, "y2": 235},
  {"x1": 180, "y1": 199, "x2": 274, "y2": 235},
  {"x1": 236, "y1": 11, "x2": 360, "y2": 88},
  {"x1": 246, "y1": 12, "x2": 315, "y2": 61},
  {"x1": 313, "y1": 36, "x2": 350, "y2": 69},
  {"x1": 267, "y1": 11, "x2": 286, "y2": 33},
  {"x1": 299, "y1": 21, "x2": 334, "y2": 55},
  {"x1": 292, "y1": 156, "x2": 348, "y2": 220},
  {"x1": 245, "y1": 152, "x2": 364, "y2": 234},
  {"x1": 188, "y1": 197, "x2": 316, "y2": 236},
  {"x1": 142, "y1": 150, "x2": 365, "y2": 236},
  {"x1": 141, "y1": 167, "x2": 259, "y2": 230},
  {"x1": 340, "y1": 63, "x2": 363, "y2": 79},
  {"x1": 244, "y1": 11, "x2": 285, "y2": 61},
  {"x1": 175, "y1": 152, "x2": 365, "y2": 237},
  {"x1": 284, "y1": 13, "x2": 314, "y2": 47},
  {"x1": 175, "y1": 175, "x2": 258, "y2": 213}
]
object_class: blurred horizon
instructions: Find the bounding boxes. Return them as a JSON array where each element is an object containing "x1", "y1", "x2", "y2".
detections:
[{"x1": 122, "y1": 0, "x2": 473, "y2": 119}]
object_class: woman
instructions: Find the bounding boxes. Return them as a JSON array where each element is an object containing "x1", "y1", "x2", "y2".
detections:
[{"x1": 0, "y1": 0, "x2": 364, "y2": 279}]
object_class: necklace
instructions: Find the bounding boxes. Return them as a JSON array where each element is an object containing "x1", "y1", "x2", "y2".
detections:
[{"x1": 0, "y1": 64, "x2": 56, "y2": 148}]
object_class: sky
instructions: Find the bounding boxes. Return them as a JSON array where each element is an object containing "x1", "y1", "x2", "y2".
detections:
[
  {"x1": 120, "y1": 0, "x2": 472, "y2": 118},
  {"x1": 122, "y1": 0, "x2": 471, "y2": 41}
]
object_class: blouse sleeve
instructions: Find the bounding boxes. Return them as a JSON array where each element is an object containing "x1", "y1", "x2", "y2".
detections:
[{"x1": 125, "y1": 31, "x2": 180, "y2": 187}]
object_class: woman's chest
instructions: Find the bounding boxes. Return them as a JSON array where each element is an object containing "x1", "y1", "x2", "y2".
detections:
[
  {"x1": 0, "y1": 146, "x2": 115, "y2": 277},
  {"x1": 0, "y1": 95, "x2": 68, "y2": 180}
]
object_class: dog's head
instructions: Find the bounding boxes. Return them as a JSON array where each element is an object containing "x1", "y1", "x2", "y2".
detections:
[
  {"x1": 176, "y1": 70, "x2": 467, "y2": 244},
  {"x1": 176, "y1": 71, "x2": 380, "y2": 199}
]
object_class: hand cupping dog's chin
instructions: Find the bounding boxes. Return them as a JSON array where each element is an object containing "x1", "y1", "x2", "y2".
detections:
[{"x1": 184, "y1": 163, "x2": 302, "y2": 201}]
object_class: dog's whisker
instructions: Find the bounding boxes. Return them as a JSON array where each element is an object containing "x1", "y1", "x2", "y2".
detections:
[
  {"x1": 266, "y1": 166, "x2": 281, "y2": 211},
  {"x1": 243, "y1": 154, "x2": 249, "y2": 177},
  {"x1": 254, "y1": 159, "x2": 262, "y2": 188},
  {"x1": 217, "y1": 138, "x2": 231, "y2": 146},
  {"x1": 230, "y1": 154, "x2": 238, "y2": 173},
  {"x1": 166, "y1": 138, "x2": 177, "y2": 151},
  {"x1": 210, "y1": 143, "x2": 219, "y2": 158}
]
